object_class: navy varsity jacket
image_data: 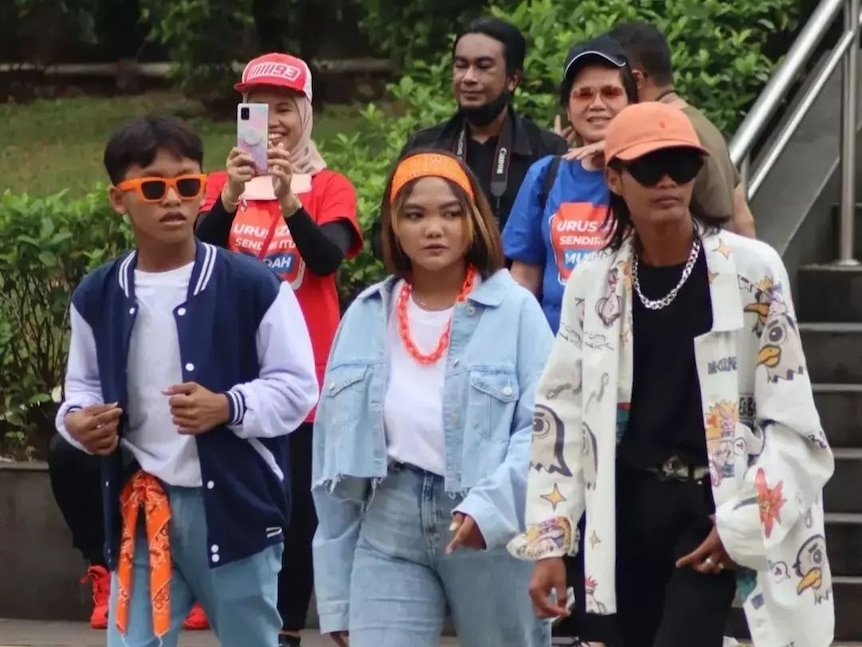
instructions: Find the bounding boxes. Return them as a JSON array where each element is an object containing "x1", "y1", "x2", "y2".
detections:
[{"x1": 55, "y1": 241, "x2": 319, "y2": 569}]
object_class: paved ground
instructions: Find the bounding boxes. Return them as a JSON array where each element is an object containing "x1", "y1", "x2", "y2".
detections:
[
  {"x1": 2, "y1": 620, "x2": 858, "y2": 647},
  {"x1": 0, "y1": 619, "x2": 460, "y2": 647}
]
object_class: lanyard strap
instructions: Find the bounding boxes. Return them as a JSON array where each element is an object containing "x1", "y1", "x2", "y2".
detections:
[{"x1": 453, "y1": 112, "x2": 514, "y2": 211}]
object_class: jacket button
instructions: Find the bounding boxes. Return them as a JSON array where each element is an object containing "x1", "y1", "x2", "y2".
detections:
[
  {"x1": 211, "y1": 544, "x2": 219, "y2": 553},
  {"x1": 177, "y1": 307, "x2": 187, "y2": 316},
  {"x1": 502, "y1": 385, "x2": 513, "y2": 396},
  {"x1": 129, "y1": 307, "x2": 135, "y2": 315},
  {"x1": 211, "y1": 554, "x2": 220, "y2": 563},
  {"x1": 467, "y1": 306, "x2": 476, "y2": 316},
  {"x1": 185, "y1": 362, "x2": 195, "y2": 371},
  {"x1": 206, "y1": 480, "x2": 215, "y2": 489}
]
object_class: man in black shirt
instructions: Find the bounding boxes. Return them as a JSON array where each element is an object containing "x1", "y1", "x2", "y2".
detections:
[{"x1": 370, "y1": 18, "x2": 568, "y2": 259}]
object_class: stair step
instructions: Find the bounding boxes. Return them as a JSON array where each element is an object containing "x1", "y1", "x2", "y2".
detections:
[
  {"x1": 797, "y1": 264, "x2": 862, "y2": 323},
  {"x1": 825, "y1": 449, "x2": 862, "y2": 513},
  {"x1": 813, "y1": 384, "x2": 862, "y2": 447},
  {"x1": 800, "y1": 324, "x2": 862, "y2": 383},
  {"x1": 826, "y1": 516, "x2": 862, "y2": 577},
  {"x1": 826, "y1": 512, "x2": 862, "y2": 524}
]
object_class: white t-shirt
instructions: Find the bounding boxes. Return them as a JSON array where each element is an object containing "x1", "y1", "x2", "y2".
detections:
[
  {"x1": 383, "y1": 282, "x2": 451, "y2": 476},
  {"x1": 123, "y1": 262, "x2": 202, "y2": 487}
]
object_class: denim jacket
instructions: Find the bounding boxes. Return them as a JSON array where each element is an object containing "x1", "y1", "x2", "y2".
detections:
[{"x1": 311, "y1": 269, "x2": 553, "y2": 633}]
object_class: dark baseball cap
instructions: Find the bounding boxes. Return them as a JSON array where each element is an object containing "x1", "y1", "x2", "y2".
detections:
[{"x1": 562, "y1": 34, "x2": 628, "y2": 83}]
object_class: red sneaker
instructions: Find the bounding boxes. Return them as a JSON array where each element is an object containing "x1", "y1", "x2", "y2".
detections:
[
  {"x1": 80, "y1": 565, "x2": 110, "y2": 630},
  {"x1": 184, "y1": 603, "x2": 209, "y2": 630}
]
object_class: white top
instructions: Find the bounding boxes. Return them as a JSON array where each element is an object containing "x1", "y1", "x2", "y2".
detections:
[
  {"x1": 124, "y1": 262, "x2": 202, "y2": 486},
  {"x1": 383, "y1": 282, "x2": 451, "y2": 475}
]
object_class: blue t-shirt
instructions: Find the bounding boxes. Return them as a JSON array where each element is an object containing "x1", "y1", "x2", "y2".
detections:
[{"x1": 502, "y1": 156, "x2": 610, "y2": 333}]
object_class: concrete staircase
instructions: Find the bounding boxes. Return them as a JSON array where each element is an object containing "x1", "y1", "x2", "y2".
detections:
[{"x1": 794, "y1": 264, "x2": 862, "y2": 641}]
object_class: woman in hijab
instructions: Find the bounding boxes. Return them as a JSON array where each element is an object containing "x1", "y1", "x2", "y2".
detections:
[{"x1": 195, "y1": 52, "x2": 363, "y2": 647}]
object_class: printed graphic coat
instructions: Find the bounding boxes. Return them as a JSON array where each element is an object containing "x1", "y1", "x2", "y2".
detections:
[{"x1": 508, "y1": 230, "x2": 835, "y2": 647}]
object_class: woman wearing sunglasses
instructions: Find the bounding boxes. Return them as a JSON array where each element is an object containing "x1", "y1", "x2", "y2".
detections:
[
  {"x1": 516, "y1": 102, "x2": 834, "y2": 647},
  {"x1": 501, "y1": 34, "x2": 637, "y2": 336},
  {"x1": 312, "y1": 150, "x2": 553, "y2": 647},
  {"x1": 195, "y1": 53, "x2": 363, "y2": 647}
]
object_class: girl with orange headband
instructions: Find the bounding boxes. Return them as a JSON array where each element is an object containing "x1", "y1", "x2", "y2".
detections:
[{"x1": 311, "y1": 150, "x2": 554, "y2": 647}]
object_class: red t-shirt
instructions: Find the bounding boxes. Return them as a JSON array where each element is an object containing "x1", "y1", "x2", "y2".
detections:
[{"x1": 201, "y1": 170, "x2": 363, "y2": 421}]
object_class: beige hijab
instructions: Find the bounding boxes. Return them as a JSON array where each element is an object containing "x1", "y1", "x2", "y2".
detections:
[{"x1": 288, "y1": 93, "x2": 327, "y2": 176}]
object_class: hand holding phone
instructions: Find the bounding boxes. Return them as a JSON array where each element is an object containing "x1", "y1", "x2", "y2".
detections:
[{"x1": 224, "y1": 148, "x2": 256, "y2": 205}]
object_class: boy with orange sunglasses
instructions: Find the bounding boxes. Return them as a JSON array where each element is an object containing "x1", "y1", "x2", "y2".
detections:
[{"x1": 55, "y1": 116, "x2": 319, "y2": 647}]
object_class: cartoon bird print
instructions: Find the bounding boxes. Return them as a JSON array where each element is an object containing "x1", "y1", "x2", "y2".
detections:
[
  {"x1": 794, "y1": 534, "x2": 832, "y2": 603},
  {"x1": 595, "y1": 266, "x2": 623, "y2": 328},
  {"x1": 741, "y1": 276, "x2": 781, "y2": 335},
  {"x1": 516, "y1": 518, "x2": 573, "y2": 559},
  {"x1": 756, "y1": 310, "x2": 805, "y2": 383},
  {"x1": 582, "y1": 423, "x2": 598, "y2": 489},
  {"x1": 531, "y1": 404, "x2": 573, "y2": 477},
  {"x1": 584, "y1": 576, "x2": 608, "y2": 614}
]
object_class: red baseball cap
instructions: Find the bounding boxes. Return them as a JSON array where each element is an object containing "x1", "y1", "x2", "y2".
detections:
[{"x1": 234, "y1": 53, "x2": 313, "y2": 100}]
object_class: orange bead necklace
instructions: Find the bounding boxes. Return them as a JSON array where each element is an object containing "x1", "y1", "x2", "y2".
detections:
[{"x1": 396, "y1": 267, "x2": 477, "y2": 365}]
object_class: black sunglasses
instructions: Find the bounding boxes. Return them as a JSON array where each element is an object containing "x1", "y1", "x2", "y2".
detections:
[{"x1": 619, "y1": 148, "x2": 704, "y2": 187}]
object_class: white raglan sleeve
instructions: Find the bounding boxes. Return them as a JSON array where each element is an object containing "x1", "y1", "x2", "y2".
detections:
[
  {"x1": 55, "y1": 303, "x2": 104, "y2": 453},
  {"x1": 226, "y1": 282, "x2": 319, "y2": 438}
]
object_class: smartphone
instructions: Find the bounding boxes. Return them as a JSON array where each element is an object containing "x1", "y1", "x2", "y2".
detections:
[{"x1": 237, "y1": 103, "x2": 269, "y2": 173}]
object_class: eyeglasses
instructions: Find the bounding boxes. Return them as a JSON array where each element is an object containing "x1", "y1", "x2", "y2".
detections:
[
  {"x1": 116, "y1": 174, "x2": 207, "y2": 203},
  {"x1": 621, "y1": 149, "x2": 704, "y2": 187},
  {"x1": 570, "y1": 85, "x2": 626, "y2": 104}
]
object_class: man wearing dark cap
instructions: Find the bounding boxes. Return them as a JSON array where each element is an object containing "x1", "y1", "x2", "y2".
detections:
[{"x1": 370, "y1": 17, "x2": 568, "y2": 259}]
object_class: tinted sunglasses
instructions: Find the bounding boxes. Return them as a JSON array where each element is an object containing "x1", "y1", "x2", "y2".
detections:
[
  {"x1": 571, "y1": 85, "x2": 626, "y2": 104},
  {"x1": 116, "y1": 174, "x2": 207, "y2": 203},
  {"x1": 619, "y1": 148, "x2": 704, "y2": 186}
]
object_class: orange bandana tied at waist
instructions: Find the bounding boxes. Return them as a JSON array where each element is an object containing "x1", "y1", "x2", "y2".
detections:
[
  {"x1": 115, "y1": 470, "x2": 173, "y2": 639},
  {"x1": 389, "y1": 153, "x2": 474, "y2": 204}
]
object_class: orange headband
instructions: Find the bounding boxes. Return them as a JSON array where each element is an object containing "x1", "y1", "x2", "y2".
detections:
[{"x1": 389, "y1": 153, "x2": 475, "y2": 204}]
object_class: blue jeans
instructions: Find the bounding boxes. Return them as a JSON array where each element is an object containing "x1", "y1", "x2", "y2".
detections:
[
  {"x1": 106, "y1": 485, "x2": 283, "y2": 647},
  {"x1": 348, "y1": 463, "x2": 550, "y2": 647}
]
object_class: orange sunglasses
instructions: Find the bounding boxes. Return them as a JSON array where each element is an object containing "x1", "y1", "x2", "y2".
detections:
[
  {"x1": 116, "y1": 174, "x2": 207, "y2": 203},
  {"x1": 570, "y1": 85, "x2": 626, "y2": 103}
]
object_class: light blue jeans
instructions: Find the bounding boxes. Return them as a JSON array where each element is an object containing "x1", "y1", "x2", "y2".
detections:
[
  {"x1": 348, "y1": 463, "x2": 550, "y2": 647},
  {"x1": 106, "y1": 485, "x2": 283, "y2": 647}
]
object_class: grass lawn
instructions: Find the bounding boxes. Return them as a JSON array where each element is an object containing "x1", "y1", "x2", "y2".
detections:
[{"x1": 0, "y1": 91, "x2": 367, "y2": 197}]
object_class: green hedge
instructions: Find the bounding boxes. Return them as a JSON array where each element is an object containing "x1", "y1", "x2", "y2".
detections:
[{"x1": 0, "y1": 0, "x2": 798, "y2": 456}]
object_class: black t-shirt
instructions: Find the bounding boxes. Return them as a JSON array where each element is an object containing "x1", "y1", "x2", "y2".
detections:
[{"x1": 618, "y1": 246, "x2": 713, "y2": 469}]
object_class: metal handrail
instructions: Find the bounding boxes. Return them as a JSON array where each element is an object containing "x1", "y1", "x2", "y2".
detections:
[{"x1": 728, "y1": 0, "x2": 860, "y2": 265}]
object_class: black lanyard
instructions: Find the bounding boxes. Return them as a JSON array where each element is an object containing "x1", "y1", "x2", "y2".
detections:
[{"x1": 453, "y1": 113, "x2": 514, "y2": 213}]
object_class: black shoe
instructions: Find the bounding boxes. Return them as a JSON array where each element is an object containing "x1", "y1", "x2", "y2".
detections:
[{"x1": 279, "y1": 634, "x2": 301, "y2": 647}]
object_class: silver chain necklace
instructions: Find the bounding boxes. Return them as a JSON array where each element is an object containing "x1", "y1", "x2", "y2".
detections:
[{"x1": 632, "y1": 237, "x2": 702, "y2": 310}]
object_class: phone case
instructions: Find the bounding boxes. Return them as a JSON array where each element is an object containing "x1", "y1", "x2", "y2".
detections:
[{"x1": 237, "y1": 103, "x2": 269, "y2": 173}]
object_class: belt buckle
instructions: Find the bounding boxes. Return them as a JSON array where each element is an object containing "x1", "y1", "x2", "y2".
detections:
[{"x1": 661, "y1": 456, "x2": 686, "y2": 481}]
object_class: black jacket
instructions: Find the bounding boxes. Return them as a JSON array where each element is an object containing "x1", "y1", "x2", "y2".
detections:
[{"x1": 370, "y1": 108, "x2": 568, "y2": 260}]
